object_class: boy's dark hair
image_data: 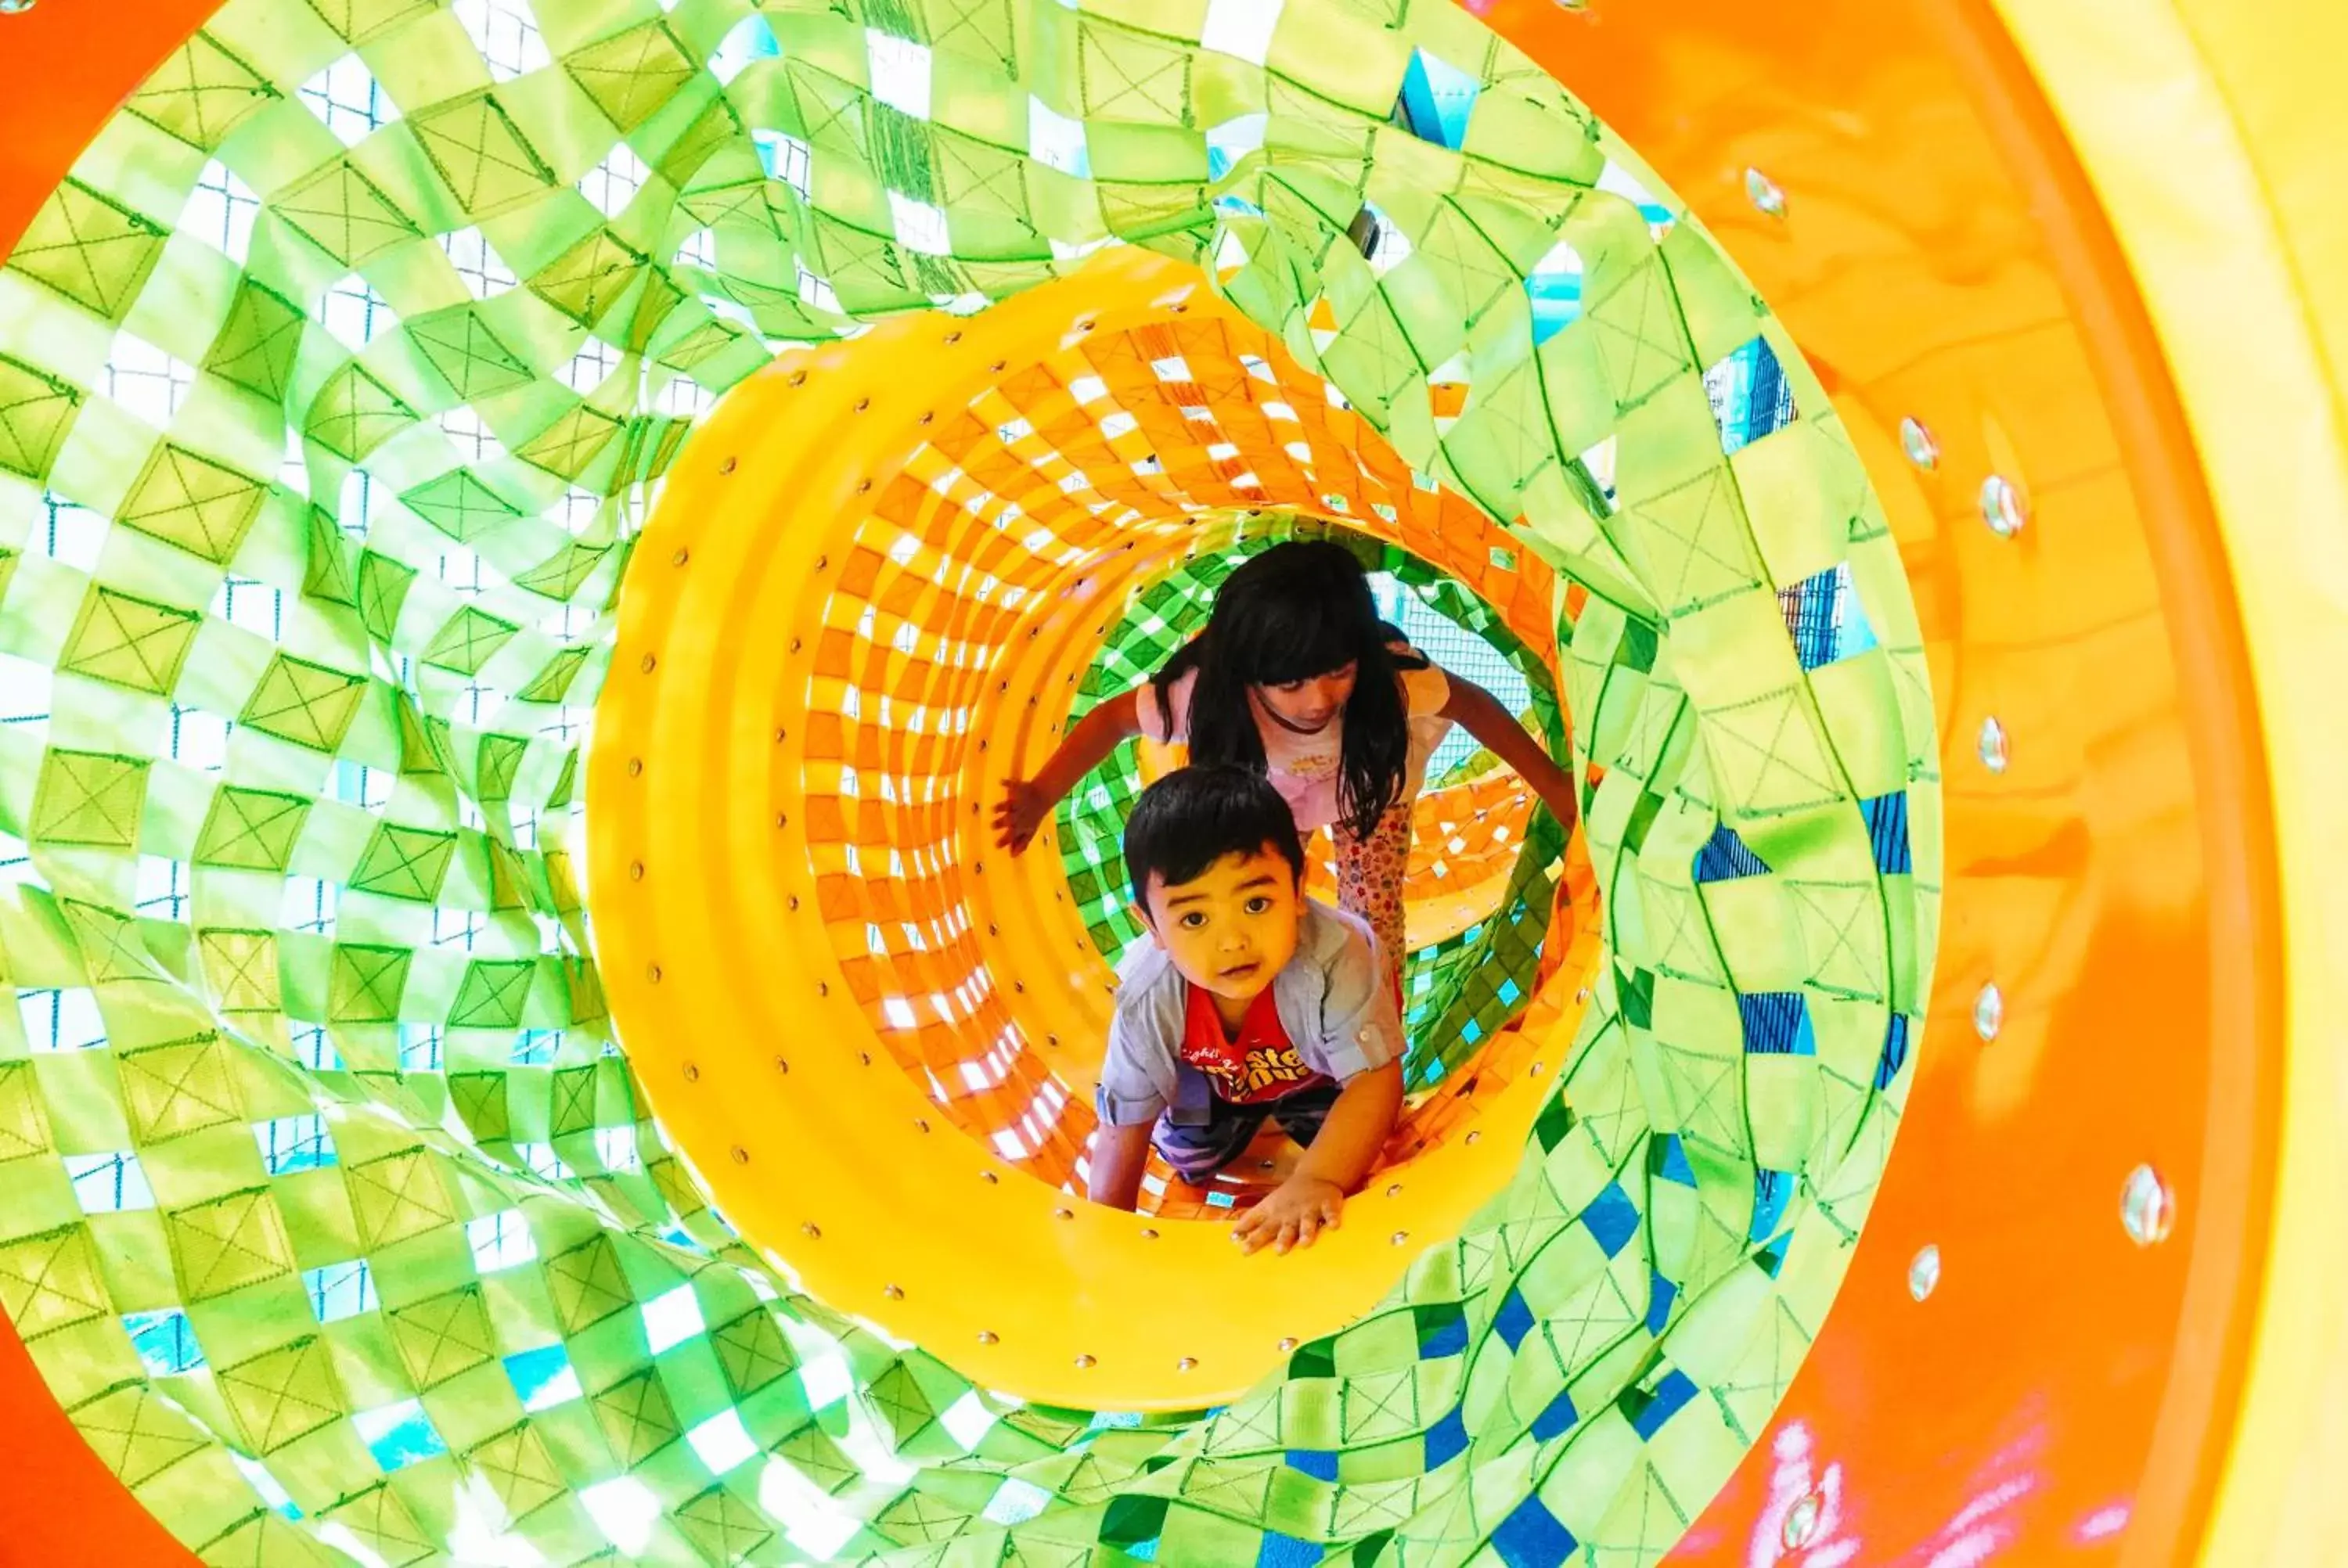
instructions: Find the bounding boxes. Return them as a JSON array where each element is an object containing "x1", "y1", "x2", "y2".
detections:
[
  {"x1": 1150, "y1": 538, "x2": 1421, "y2": 841},
  {"x1": 1125, "y1": 766, "x2": 1307, "y2": 915}
]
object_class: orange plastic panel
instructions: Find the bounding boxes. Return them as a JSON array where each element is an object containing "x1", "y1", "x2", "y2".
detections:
[{"x1": 1464, "y1": 0, "x2": 2281, "y2": 1562}]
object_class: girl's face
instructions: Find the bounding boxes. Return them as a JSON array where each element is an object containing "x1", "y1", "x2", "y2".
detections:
[{"x1": 1251, "y1": 662, "x2": 1358, "y2": 735}]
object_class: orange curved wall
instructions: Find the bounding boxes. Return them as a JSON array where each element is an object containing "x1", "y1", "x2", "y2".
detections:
[{"x1": 0, "y1": 0, "x2": 2292, "y2": 1562}]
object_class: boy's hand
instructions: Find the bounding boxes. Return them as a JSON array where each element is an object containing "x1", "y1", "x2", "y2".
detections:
[
  {"x1": 1233, "y1": 1176, "x2": 1345, "y2": 1255},
  {"x1": 992, "y1": 778, "x2": 1051, "y2": 854}
]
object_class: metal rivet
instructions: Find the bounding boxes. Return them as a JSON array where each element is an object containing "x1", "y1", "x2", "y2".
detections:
[
  {"x1": 853, "y1": 397, "x2": 870, "y2": 412},
  {"x1": 672, "y1": 547, "x2": 690, "y2": 566},
  {"x1": 977, "y1": 1329, "x2": 999, "y2": 1345},
  {"x1": 682, "y1": 1062, "x2": 699, "y2": 1082},
  {"x1": 1465, "y1": 1131, "x2": 1481, "y2": 1145},
  {"x1": 628, "y1": 757, "x2": 643, "y2": 777},
  {"x1": 1176, "y1": 1356, "x2": 1197, "y2": 1372},
  {"x1": 1973, "y1": 982, "x2": 2004, "y2": 1042},
  {"x1": 919, "y1": 412, "x2": 934, "y2": 424},
  {"x1": 816, "y1": 982, "x2": 828, "y2": 998},
  {"x1": 1046, "y1": 1034, "x2": 1060, "y2": 1047},
  {"x1": 990, "y1": 360, "x2": 1007, "y2": 372},
  {"x1": 628, "y1": 861, "x2": 644, "y2": 881},
  {"x1": 719, "y1": 455, "x2": 737, "y2": 474},
  {"x1": 775, "y1": 728, "x2": 787, "y2": 743},
  {"x1": 1385, "y1": 1183, "x2": 1403, "y2": 1198},
  {"x1": 1575, "y1": 987, "x2": 1590, "y2": 1003},
  {"x1": 776, "y1": 812, "x2": 788, "y2": 829},
  {"x1": 944, "y1": 331, "x2": 963, "y2": 345},
  {"x1": 1900, "y1": 418, "x2": 1939, "y2": 471},
  {"x1": 1745, "y1": 167, "x2": 1787, "y2": 218},
  {"x1": 1391, "y1": 1231, "x2": 1409, "y2": 1246},
  {"x1": 1077, "y1": 318, "x2": 1096, "y2": 331},
  {"x1": 773, "y1": 1056, "x2": 789, "y2": 1074},
  {"x1": 1908, "y1": 1244, "x2": 1941, "y2": 1302},
  {"x1": 884, "y1": 1283, "x2": 904, "y2": 1300},
  {"x1": 1783, "y1": 1491, "x2": 1823, "y2": 1550},
  {"x1": 647, "y1": 964, "x2": 662, "y2": 984},
  {"x1": 639, "y1": 653, "x2": 657, "y2": 673},
  {"x1": 1981, "y1": 474, "x2": 2028, "y2": 538},
  {"x1": 787, "y1": 895, "x2": 798, "y2": 911},
  {"x1": 1140, "y1": 1228, "x2": 1158, "y2": 1240},
  {"x1": 2122, "y1": 1164, "x2": 2176, "y2": 1246},
  {"x1": 980, "y1": 1171, "x2": 999, "y2": 1184},
  {"x1": 789, "y1": 370, "x2": 807, "y2": 387},
  {"x1": 1978, "y1": 716, "x2": 2009, "y2": 774},
  {"x1": 1053, "y1": 1207, "x2": 1072, "y2": 1221},
  {"x1": 914, "y1": 1119, "x2": 930, "y2": 1134},
  {"x1": 814, "y1": 555, "x2": 827, "y2": 570},
  {"x1": 729, "y1": 1147, "x2": 748, "y2": 1164},
  {"x1": 1277, "y1": 1337, "x2": 1298, "y2": 1353},
  {"x1": 802, "y1": 1222, "x2": 821, "y2": 1239},
  {"x1": 859, "y1": 1051, "x2": 870, "y2": 1066},
  {"x1": 857, "y1": 479, "x2": 872, "y2": 494},
  {"x1": 1075, "y1": 1354, "x2": 1096, "y2": 1369},
  {"x1": 789, "y1": 637, "x2": 802, "y2": 653}
]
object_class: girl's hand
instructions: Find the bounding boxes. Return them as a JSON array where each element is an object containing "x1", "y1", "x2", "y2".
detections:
[
  {"x1": 993, "y1": 778, "x2": 1053, "y2": 854},
  {"x1": 1233, "y1": 1176, "x2": 1345, "y2": 1255}
]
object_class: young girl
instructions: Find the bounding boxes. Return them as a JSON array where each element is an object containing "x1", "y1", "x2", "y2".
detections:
[{"x1": 994, "y1": 539, "x2": 1579, "y2": 986}]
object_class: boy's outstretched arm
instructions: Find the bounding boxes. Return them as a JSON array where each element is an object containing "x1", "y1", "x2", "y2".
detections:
[
  {"x1": 1088, "y1": 1120, "x2": 1154, "y2": 1212},
  {"x1": 1233, "y1": 1061, "x2": 1404, "y2": 1255},
  {"x1": 993, "y1": 689, "x2": 1144, "y2": 853},
  {"x1": 1436, "y1": 673, "x2": 1579, "y2": 836}
]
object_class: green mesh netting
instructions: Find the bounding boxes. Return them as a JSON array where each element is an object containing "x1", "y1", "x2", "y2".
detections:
[
  {"x1": 1051, "y1": 516, "x2": 1570, "y2": 1094},
  {"x1": 0, "y1": 0, "x2": 1938, "y2": 1562}
]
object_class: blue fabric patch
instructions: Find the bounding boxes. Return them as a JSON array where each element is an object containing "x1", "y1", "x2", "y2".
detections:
[
  {"x1": 1654, "y1": 1132, "x2": 1698, "y2": 1188},
  {"x1": 1631, "y1": 1370, "x2": 1698, "y2": 1440},
  {"x1": 1737, "y1": 991, "x2": 1817, "y2": 1056},
  {"x1": 357, "y1": 1401, "x2": 448, "y2": 1472},
  {"x1": 1583, "y1": 1181, "x2": 1640, "y2": 1257},
  {"x1": 1495, "y1": 1286, "x2": 1535, "y2": 1350},
  {"x1": 1750, "y1": 1168, "x2": 1794, "y2": 1242},
  {"x1": 1528, "y1": 266, "x2": 1582, "y2": 347},
  {"x1": 1861, "y1": 791, "x2": 1912, "y2": 874},
  {"x1": 1645, "y1": 1271, "x2": 1679, "y2": 1336},
  {"x1": 1420, "y1": 1314, "x2": 1469, "y2": 1359},
  {"x1": 1424, "y1": 1406, "x2": 1469, "y2": 1469},
  {"x1": 1692, "y1": 823, "x2": 1770, "y2": 883},
  {"x1": 1531, "y1": 1387, "x2": 1579, "y2": 1442},
  {"x1": 1875, "y1": 1012, "x2": 1911, "y2": 1091},
  {"x1": 1396, "y1": 49, "x2": 1480, "y2": 149},
  {"x1": 1492, "y1": 1494, "x2": 1579, "y2": 1568},
  {"x1": 1257, "y1": 1531, "x2": 1324, "y2": 1568},
  {"x1": 501, "y1": 1344, "x2": 573, "y2": 1406},
  {"x1": 1285, "y1": 1449, "x2": 1338, "y2": 1482}
]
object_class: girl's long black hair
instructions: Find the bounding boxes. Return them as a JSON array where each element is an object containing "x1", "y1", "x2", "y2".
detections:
[{"x1": 1151, "y1": 539, "x2": 1424, "y2": 842}]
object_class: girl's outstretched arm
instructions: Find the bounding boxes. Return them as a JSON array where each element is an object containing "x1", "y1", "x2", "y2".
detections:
[
  {"x1": 1436, "y1": 673, "x2": 1579, "y2": 835},
  {"x1": 992, "y1": 688, "x2": 1144, "y2": 853}
]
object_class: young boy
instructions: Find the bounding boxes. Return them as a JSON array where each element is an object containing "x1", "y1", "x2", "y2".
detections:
[{"x1": 1089, "y1": 766, "x2": 1406, "y2": 1255}]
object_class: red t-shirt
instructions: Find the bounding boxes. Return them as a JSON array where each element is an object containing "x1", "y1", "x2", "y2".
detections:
[{"x1": 1179, "y1": 983, "x2": 1332, "y2": 1105}]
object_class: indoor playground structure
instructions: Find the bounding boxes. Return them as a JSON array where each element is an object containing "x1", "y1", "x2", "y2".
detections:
[{"x1": 0, "y1": 0, "x2": 2343, "y2": 1562}]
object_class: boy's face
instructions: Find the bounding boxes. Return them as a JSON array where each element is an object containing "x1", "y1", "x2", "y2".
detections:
[{"x1": 1141, "y1": 847, "x2": 1302, "y2": 1005}]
